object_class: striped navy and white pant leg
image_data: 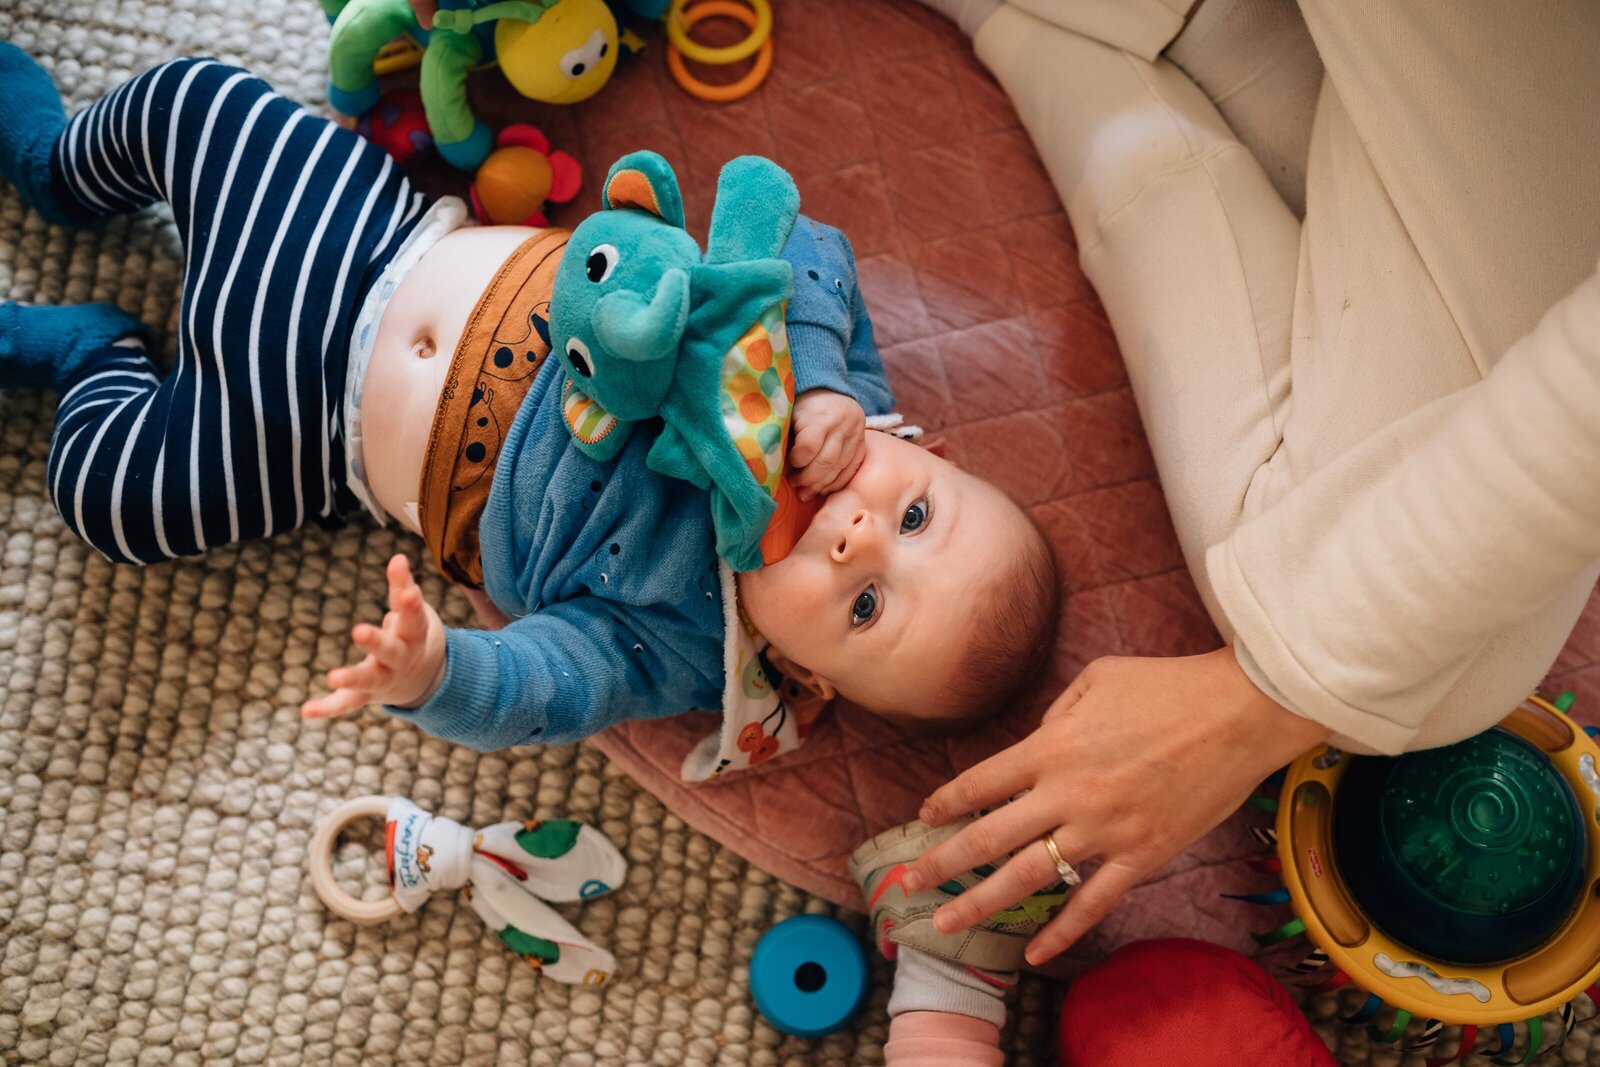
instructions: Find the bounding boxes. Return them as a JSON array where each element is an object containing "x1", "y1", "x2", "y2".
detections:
[{"x1": 44, "y1": 57, "x2": 428, "y2": 564}]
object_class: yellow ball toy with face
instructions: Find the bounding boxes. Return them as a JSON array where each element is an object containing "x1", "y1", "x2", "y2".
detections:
[{"x1": 496, "y1": 0, "x2": 620, "y2": 105}]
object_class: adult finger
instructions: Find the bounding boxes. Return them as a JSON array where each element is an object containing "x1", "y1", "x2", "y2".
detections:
[
  {"x1": 300, "y1": 687, "x2": 371, "y2": 719},
  {"x1": 930, "y1": 837, "x2": 1072, "y2": 935},
  {"x1": 1041, "y1": 664, "x2": 1098, "y2": 725},
  {"x1": 1024, "y1": 860, "x2": 1144, "y2": 965},
  {"x1": 918, "y1": 742, "x2": 1034, "y2": 828},
  {"x1": 352, "y1": 622, "x2": 406, "y2": 666},
  {"x1": 905, "y1": 796, "x2": 1056, "y2": 893}
]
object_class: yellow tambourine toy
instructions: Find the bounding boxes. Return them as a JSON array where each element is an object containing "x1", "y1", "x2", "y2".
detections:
[{"x1": 1236, "y1": 693, "x2": 1600, "y2": 1064}]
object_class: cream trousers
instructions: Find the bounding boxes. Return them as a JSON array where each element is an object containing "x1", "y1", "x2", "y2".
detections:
[{"x1": 967, "y1": 0, "x2": 1600, "y2": 752}]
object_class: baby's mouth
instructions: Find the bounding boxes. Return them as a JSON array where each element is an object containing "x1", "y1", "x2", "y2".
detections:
[{"x1": 760, "y1": 471, "x2": 825, "y2": 566}]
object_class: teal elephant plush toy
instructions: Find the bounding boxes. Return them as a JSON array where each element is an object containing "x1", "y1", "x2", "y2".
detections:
[{"x1": 551, "y1": 151, "x2": 801, "y2": 571}]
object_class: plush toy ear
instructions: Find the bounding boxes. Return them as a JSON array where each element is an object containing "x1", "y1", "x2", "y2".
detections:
[
  {"x1": 705, "y1": 155, "x2": 799, "y2": 265},
  {"x1": 602, "y1": 151, "x2": 686, "y2": 229}
]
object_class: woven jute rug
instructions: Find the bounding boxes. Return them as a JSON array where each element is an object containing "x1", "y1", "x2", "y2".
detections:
[{"x1": 3, "y1": 1, "x2": 1599, "y2": 1064}]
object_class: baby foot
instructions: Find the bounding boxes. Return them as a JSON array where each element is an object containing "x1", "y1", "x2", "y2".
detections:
[
  {"x1": 849, "y1": 817, "x2": 1069, "y2": 973},
  {"x1": 0, "y1": 43, "x2": 79, "y2": 225},
  {"x1": 0, "y1": 302, "x2": 148, "y2": 390}
]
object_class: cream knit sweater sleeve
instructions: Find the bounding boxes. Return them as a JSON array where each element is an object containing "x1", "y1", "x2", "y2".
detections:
[{"x1": 1206, "y1": 260, "x2": 1600, "y2": 754}]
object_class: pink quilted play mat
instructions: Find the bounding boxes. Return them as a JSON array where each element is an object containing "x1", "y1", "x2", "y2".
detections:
[{"x1": 412, "y1": 0, "x2": 1600, "y2": 969}]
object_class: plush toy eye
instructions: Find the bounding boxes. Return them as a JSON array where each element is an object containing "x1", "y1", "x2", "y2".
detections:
[
  {"x1": 566, "y1": 338, "x2": 594, "y2": 377},
  {"x1": 560, "y1": 29, "x2": 609, "y2": 79},
  {"x1": 585, "y1": 244, "x2": 619, "y2": 284}
]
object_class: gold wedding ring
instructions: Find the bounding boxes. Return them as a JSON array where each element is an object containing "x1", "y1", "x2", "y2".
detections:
[{"x1": 1042, "y1": 832, "x2": 1082, "y2": 888}]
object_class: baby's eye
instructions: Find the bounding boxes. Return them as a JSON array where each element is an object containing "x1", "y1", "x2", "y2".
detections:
[
  {"x1": 900, "y1": 498, "x2": 929, "y2": 534},
  {"x1": 585, "y1": 244, "x2": 619, "y2": 283},
  {"x1": 850, "y1": 585, "x2": 879, "y2": 628}
]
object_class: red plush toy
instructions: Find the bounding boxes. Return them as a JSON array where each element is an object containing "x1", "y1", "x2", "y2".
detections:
[
  {"x1": 355, "y1": 89, "x2": 433, "y2": 167},
  {"x1": 1058, "y1": 940, "x2": 1334, "y2": 1067}
]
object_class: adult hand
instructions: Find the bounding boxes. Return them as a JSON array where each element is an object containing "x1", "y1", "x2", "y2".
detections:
[{"x1": 904, "y1": 646, "x2": 1331, "y2": 965}]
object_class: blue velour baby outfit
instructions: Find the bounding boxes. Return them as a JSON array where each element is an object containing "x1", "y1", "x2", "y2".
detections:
[{"x1": 390, "y1": 214, "x2": 894, "y2": 750}]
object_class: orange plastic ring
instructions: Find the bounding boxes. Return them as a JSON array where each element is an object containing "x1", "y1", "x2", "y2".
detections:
[
  {"x1": 666, "y1": 0, "x2": 771, "y2": 64},
  {"x1": 666, "y1": 1, "x2": 773, "y2": 103}
]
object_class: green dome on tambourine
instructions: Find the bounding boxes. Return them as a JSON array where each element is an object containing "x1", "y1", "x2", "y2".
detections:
[{"x1": 1333, "y1": 728, "x2": 1586, "y2": 965}]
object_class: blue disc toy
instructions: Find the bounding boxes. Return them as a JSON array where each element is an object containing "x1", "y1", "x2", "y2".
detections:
[{"x1": 751, "y1": 915, "x2": 870, "y2": 1038}]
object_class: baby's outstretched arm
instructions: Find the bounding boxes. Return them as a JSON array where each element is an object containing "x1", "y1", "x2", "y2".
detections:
[{"x1": 301, "y1": 555, "x2": 448, "y2": 718}]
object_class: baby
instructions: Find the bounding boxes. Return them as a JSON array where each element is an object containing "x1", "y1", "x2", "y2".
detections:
[
  {"x1": 0, "y1": 47, "x2": 1060, "y2": 753},
  {"x1": 0, "y1": 45, "x2": 1065, "y2": 1051}
]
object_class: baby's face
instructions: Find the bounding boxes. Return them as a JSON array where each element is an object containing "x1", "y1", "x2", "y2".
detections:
[{"x1": 739, "y1": 432, "x2": 1031, "y2": 721}]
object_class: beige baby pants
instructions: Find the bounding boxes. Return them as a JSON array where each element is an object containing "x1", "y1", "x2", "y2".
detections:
[{"x1": 966, "y1": 0, "x2": 1600, "y2": 751}]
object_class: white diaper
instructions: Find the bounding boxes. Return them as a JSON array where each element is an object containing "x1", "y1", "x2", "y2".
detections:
[{"x1": 343, "y1": 196, "x2": 472, "y2": 525}]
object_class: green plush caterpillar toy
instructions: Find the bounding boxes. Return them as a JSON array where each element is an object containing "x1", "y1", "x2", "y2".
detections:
[
  {"x1": 549, "y1": 151, "x2": 802, "y2": 572},
  {"x1": 320, "y1": 0, "x2": 622, "y2": 169}
]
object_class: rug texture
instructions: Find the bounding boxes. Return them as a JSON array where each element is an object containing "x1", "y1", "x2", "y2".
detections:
[{"x1": 3, "y1": 0, "x2": 1600, "y2": 1064}]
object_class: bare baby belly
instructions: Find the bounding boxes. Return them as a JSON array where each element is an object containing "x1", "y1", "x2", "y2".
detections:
[{"x1": 360, "y1": 225, "x2": 544, "y2": 531}]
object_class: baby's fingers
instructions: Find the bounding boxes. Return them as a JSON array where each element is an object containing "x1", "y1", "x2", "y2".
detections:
[
  {"x1": 818, "y1": 444, "x2": 866, "y2": 496},
  {"x1": 789, "y1": 423, "x2": 825, "y2": 469},
  {"x1": 794, "y1": 437, "x2": 844, "y2": 499},
  {"x1": 383, "y1": 555, "x2": 430, "y2": 643},
  {"x1": 329, "y1": 652, "x2": 390, "y2": 694},
  {"x1": 385, "y1": 554, "x2": 417, "y2": 604},
  {"x1": 300, "y1": 688, "x2": 372, "y2": 720},
  {"x1": 353, "y1": 622, "x2": 407, "y2": 666}
]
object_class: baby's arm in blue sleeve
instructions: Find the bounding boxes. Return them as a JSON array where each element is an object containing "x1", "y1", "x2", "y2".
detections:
[
  {"x1": 385, "y1": 598, "x2": 707, "y2": 751},
  {"x1": 783, "y1": 216, "x2": 896, "y2": 417}
]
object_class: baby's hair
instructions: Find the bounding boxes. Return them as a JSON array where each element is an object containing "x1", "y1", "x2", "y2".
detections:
[{"x1": 937, "y1": 507, "x2": 1061, "y2": 729}]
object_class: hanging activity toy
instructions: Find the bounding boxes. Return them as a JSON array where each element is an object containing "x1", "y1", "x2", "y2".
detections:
[{"x1": 321, "y1": 0, "x2": 624, "y2": 169}]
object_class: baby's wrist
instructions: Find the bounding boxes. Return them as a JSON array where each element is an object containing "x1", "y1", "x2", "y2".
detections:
[{"x1": 392, "y1": 643, "x2": 448, "y2": 710}]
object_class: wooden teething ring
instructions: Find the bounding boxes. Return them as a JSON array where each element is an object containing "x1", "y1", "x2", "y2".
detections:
[
  {"x1": 666, "y1": 0, "x2": 774, "y2": 103},
  {"x1": 309, "y1": 795, "x2": 404, "y2": 925}
]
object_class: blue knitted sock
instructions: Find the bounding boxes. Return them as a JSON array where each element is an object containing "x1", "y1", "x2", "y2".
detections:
[
  {"x1": 0, "y1": 42, "x2": 79, "y2": 225},
  {"x1": 0, "y1": 302, "x2": 149, "y2": 390}
]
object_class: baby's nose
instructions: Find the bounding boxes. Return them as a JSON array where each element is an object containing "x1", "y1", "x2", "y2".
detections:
[{"x1": 831, "y1": 510, "x2": 875, "y2": 562}]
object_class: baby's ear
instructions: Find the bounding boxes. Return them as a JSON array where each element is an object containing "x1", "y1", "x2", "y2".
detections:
[
  {"x1": 764, "y1": 647, "x2": 837, "y2": 702},
  {"x1": 602, "y1": 151, "x2": 686, "y2": 229}
]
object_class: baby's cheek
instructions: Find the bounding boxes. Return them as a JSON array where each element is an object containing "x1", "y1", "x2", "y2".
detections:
[{"x1": 744, "y1": 563, "x2": 824, "y2": 644}]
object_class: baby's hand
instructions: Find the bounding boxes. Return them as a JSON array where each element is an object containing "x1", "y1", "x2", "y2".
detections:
[
  {"x1": 301, "y1": 554, "x2": 448, "y2": 719},
  {"x1": 789, "y1": 390, "x2": 866, "y2": 501}
]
